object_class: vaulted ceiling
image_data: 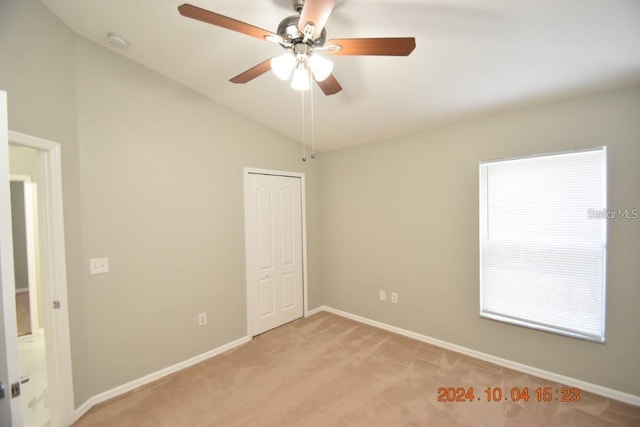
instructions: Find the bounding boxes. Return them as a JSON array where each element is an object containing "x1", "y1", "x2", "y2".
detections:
[{"x1": 40, "y1": 0, "x2": 640, "y2": 151}]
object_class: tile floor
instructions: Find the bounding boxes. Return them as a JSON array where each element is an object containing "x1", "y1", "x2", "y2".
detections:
[{"x1": 18, "y1": 333, "x2": 51, "y2": 427}]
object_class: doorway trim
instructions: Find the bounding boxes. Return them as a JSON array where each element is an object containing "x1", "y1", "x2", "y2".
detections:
[
  {"x1": 8, "y1": 130, "x2": 75, "y2": 425},
  {"x1": 243, "y1": 167, "x2": 308, "y2": 337}
]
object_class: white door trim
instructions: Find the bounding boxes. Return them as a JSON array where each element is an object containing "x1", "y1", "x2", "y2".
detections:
[
  {"x1": 243, "y1": 167, "x2": 308, "y2": 337},
  {"x1": 8, "y1": 130, "x2": 75, "y2": 426}
]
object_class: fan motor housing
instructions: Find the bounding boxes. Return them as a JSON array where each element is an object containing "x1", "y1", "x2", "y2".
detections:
[{"x1": 277, "y1": 15, "x2": 326, "y2": 46}]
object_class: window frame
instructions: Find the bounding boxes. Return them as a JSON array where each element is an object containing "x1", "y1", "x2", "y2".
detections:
[{"x1": 479, "y1": 147, "x2": 607, "y2": 343}]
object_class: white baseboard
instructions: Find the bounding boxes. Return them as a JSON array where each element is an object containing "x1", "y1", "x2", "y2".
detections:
[
  {"x1": 74, "y1": 335, "x2": 251, "y2": 422},
  {"x1": 75, "y1": 308, "x2": 325, "y2": 421},
  {"x1": 316, "y1": 305, "x2": 640, "y2": 407},
  {"x1": 305, "y1": 306, "x2": 325, "y2": 317}
]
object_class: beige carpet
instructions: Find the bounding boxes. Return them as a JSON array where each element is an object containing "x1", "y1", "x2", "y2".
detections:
[{"x1": 74, "y1": 312, "x2": 640, "y2": 426}]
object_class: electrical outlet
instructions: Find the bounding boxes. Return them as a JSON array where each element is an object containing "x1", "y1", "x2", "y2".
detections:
[
  {"x1": 198, "y1": 312, "x2": 207, "y2": 326},
  {"x1": 89, "y1": 257, "x2": 109, "y2": 275},
  {"x1": 391, "y1": 292, "x2": 399, "y2": 304},
  {"x1": 379, "y1": 290, "x2": 386, "y2": 301}
]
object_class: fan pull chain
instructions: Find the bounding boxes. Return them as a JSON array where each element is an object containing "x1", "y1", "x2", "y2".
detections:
[
  {"x1": 310, "y1": 74, "x2": 316, "y2": 159},
  {"x1": 301, "y1": 89, "x2": 307, "y2": 162}
]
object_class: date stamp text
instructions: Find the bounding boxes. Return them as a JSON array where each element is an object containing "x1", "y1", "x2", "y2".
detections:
[{"x1": 436, "y1": 386, "x2": 581, "y2": 403}]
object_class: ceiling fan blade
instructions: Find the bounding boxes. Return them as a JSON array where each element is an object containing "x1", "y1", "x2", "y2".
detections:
[
  {"x1": 230, "y1": 59, "x2": 273, "y2": 84},
  {"x1": 298, "y1": 0, "x2": 336, "y2": 39},
  {"x1": 315, "y1": 73, "x2": 342, "y2": 96},
  {"x1": 178, "y1": 4, "x2": 277, "y2": 41},
  {"x1": 325, "y1": 37, "x2": 416, "y2": 56}
]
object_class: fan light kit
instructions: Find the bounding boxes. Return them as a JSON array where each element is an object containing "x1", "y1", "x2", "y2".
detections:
[
  {"x1": 178, "y1": 0, "x2": 416, "y2": 95},
  {"x1": 271, "y1": 44, "x2": 334, "y2": 91}
]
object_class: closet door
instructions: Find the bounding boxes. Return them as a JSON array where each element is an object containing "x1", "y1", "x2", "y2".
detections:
[{"x1": 245, "y1": 172, "x2": 303, "y2": 335}]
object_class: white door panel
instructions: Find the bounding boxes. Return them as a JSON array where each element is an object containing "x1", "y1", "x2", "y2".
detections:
[
  {"x1": 246, "y1": 172, "x2": 304, "y2": 336},
  {"x1": 259, "y1": 278, "x2": 275, "y2": 317},
  {"x1": 0, "y1": 91, "x2": 23, "y2": 426},
  {"x1": 257, "y1": 186, "x2": 273, "y2": 272}
]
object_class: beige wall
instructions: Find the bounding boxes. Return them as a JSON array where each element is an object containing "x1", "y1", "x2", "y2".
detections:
[
  {"x1": 73, "y1": 36, "x2": 320, "y2": 395},
  {"x1": 9, "y1": 181, "x2": 28, "y2": 289},
  {"x1": 0, "y1": 0, "x2": 90, "y2": 404},
  {"x1": 318, "y1": 83, "x2": 640, "y2": 396},
  {"x1": 8, "y1": 146, "x2": 39, "y2": 178},
  {"x1": 1, "y1": 0, "x2": 320, "y2": 406}
]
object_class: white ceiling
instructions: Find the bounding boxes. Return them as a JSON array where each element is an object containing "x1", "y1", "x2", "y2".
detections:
[{"x1": 40, "y1": 0, "x2": 640, "y2": 151}]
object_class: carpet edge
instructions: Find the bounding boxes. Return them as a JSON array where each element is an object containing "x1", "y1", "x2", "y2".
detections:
[
  {"x1": 73, "y1": 335, "x2": 251, "y2": 423},
  {"x1": 318, "y1": 305, "x2": 640, "y2": 408}
]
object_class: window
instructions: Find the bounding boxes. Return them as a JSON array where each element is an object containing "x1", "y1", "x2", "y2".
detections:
[{"x1": 479, "y1": 147, "x2": 607, "y2": 342}]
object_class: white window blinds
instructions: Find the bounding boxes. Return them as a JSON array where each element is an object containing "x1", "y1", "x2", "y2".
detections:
[{"x1": 479, "y1": 147, "x2": 607, "y2": 342}]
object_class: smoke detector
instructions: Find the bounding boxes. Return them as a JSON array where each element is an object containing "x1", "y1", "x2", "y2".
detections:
[{"x1": 107, "y1": 32, "x2": 129, "y2": 49}]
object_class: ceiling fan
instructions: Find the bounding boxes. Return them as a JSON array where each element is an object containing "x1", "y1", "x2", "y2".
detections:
[{"x1": 178, "y1": 0, "x2": 416, "y2": 95}]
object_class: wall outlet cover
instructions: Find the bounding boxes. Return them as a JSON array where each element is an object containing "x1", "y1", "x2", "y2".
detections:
[
  {"x1": 89, "y1": 257, "x2": 109, "y2": 275},
  {"x1": 391, "y1": 292, "x2": 398, "y2": 304},
  {"x1": 198, "y1": 312, "x2": 207, "y2": 326}
]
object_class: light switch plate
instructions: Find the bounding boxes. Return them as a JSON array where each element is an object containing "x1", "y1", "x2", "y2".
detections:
[
  {"x1": 198, "y1": 312, "x2": 207, "y2": 326},
  {"x1": 89, "y1": 257, "x2": 109, "y2": 275}
]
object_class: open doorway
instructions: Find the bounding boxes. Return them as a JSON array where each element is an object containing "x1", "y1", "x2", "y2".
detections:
[
  {"x1": 7, "y1": 131, "x2": 75, "y2": 426},
  {"x1": 10, "y1": 149, "x2": 50, "y2": 426},
  {"x1": 10, "y1": 176, "x2": 40, "y2": 337}
]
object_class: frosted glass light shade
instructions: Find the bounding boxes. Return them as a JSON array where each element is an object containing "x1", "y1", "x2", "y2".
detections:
[
  {"x1": 271, "y1": 53, "x2": 296, "y2": 80},
  {"x1": 308, "y1": 54, "x2": 333, "y2": 81},
  {"x1": 290, "y1": 63, "x2": 311, "y2": 91}
]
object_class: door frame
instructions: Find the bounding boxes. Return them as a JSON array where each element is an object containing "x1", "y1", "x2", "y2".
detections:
[
  {"x1": 243, "y1": 168, "x2": 308, "y2": 337},
  {"x1": 8, "y1": 130, "x2": 75, "y2": 425}
]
